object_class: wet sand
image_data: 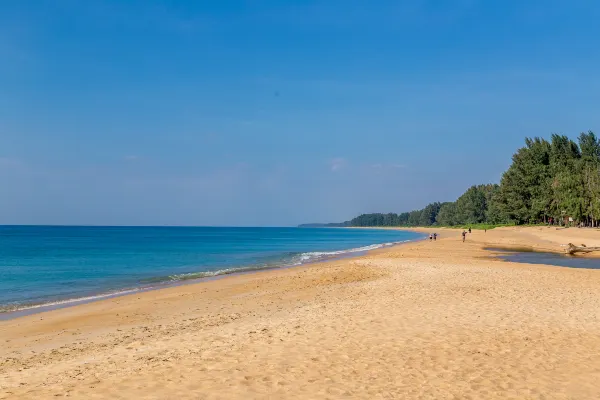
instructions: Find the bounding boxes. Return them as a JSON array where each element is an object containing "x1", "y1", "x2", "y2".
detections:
[{"x1": 2, "y1": 227, "x2": 600, "y2": 399}]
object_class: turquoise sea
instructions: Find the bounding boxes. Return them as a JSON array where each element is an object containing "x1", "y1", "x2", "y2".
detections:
[{"x1": 0, "y1": 226, "x2": 422, "y2": 314}]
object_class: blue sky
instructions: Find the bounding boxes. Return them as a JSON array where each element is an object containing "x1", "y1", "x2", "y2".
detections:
[{"x1": 1, "y1": 0, "x2": 600, "y2": 226}]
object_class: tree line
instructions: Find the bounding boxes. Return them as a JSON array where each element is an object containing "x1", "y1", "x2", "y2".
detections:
[{"x1": 349, "y1": 131, "x2": 600, "y2": 228}]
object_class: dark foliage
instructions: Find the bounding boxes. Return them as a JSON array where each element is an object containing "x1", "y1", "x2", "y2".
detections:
[{"x1": 337, "y1": 131, "x2": 600, "y2": 227}]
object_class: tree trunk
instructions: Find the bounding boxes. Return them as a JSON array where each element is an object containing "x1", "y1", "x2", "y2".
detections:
[{"x1": 565, "y1": 243, "x2": 600, "y2": 255}]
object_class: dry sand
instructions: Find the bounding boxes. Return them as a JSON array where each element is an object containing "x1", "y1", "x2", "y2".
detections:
[{"x1": 2, "y1": 227, "x2": 600, "y2": 399}]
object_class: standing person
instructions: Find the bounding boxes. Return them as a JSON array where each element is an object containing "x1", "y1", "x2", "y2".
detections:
[
  {"x1": 462, "y1": 231, "x2": 466, "y2": 242},
  {"x1": 429, "y1": 234, "x2": 433, "y2": 241},
  {"x1": 468, "y1": 227, "x2": 472, "y2": 234},
  {"x1": 433, "y1": 233, "x2": 437, "y2": 241}
]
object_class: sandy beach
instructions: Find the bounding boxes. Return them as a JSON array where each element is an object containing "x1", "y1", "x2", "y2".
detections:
[{"x1": 2, "y1": 227, "x2": 600, "y2": 399}]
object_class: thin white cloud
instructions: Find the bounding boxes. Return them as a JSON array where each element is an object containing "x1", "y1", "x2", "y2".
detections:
[{"x1": 329, "y1": 157, "x2": 347, "y2": 172}]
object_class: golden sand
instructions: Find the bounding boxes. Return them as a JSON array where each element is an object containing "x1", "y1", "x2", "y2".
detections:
[{"x1": 2, "y1": 227, "x2": 600, "y2": 399}]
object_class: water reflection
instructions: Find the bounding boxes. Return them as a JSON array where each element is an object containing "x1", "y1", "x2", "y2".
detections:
[{"x1": 485, "y1": 247, "x2": 600, "y2": 270}]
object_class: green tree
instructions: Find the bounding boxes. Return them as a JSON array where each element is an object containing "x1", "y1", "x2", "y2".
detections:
[
  {"x1": 578, "y1": 131, "x2": 600, "y2": 226},
  {"x1": 435, "y1": 202, "x2": 457, "y2": 226},
  {"x1": 343, "y1": 131, "x2": 599, "y2": 228},
  {"x1": 550, "y1": 134, "x2": 582, "y2": 223},
  {"x1": 454, "y1": 185, "x2": 487, "y2": 224},
  {"x1": 419, "y1": 202, "x2": 441, "y2": 226},
  {"x1": 407, "y1": 210, "x2": 422, "y2": 226},
  {"x1": 497, "y1": 137, "x2": 552, "y2": 224},
  {"x1": 485, "y1": 187, "x2": 508, "y2": 224}
]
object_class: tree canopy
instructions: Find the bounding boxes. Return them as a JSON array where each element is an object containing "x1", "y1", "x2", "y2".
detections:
[{"x1": 346, "y1": 131, "x2": 600, "y2": 228}]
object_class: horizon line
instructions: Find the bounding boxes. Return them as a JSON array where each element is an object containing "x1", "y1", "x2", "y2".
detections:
[{"x1": 0, "y1": 224, "x2": 315, "y2": 228}]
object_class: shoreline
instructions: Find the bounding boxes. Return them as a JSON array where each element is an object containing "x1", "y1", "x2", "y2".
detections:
[
  {"x1": 0, "y1": 232, "x2": 425, "y2": 320},
  {"x1": 2, "y1": 225, "x2": 590, "y2": 321},
  {"x1": 3, "y1": 226, "x2": 600, "y2": 398},
  {"x1": 354, "y1": 225, "x2": 600, "y2": 256}
]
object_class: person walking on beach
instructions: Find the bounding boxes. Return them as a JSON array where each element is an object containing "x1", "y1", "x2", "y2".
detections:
[
  {"x1": 433, "y1": 233, "x2": 437, "y2": 241},
  {"x1": 429, "y1": 234, "x2": 433, "y2": 241},
  {"x1": 462, "y1": 231, "x2": 467, "y2": 242},
  {"x1": 468, "y1": 227, "x2": 471, "y2": 234}
]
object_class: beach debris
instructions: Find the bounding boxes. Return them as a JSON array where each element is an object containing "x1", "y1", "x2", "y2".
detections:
[{"x1": 564, "y1": 243, "x2": 600, "y2": 255}]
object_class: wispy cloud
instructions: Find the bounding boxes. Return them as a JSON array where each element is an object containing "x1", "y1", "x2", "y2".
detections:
[{"x1": 329, "y1": 157, "x2": 347, "y2": 172}]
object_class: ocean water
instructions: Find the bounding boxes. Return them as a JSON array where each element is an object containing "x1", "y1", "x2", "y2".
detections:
[{"x1": 0, "y1": 226, "x2": 422, "y2": 313}]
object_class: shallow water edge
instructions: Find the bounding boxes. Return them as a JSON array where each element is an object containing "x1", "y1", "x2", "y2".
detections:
[
  {"x1": 486, "y1": 247, "x2": 600, "y2": 270},
  {"x1": 1, "y1": 233, "x2": 426, "y2": 321}
]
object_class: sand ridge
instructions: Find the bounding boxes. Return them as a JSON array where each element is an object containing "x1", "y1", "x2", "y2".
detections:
[{"x1": 2, "y1": 227, "x2": 600, "y2": 399}]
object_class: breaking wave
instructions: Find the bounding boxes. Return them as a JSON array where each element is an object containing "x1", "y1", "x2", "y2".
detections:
[{"x1": 1, "y1": 239, "x2": 415, "y2": 315}]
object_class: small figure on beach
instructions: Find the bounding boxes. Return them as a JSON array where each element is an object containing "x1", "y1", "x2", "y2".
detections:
[
  {"x1": 429, "y1": 234, "x2": 433, "y2": 241},
  {"x1": 468, "y1": 227, "x2": 472, "y2": 234},
  {"x1": 433, "y1": 233, "x2": 437, "y2": 241},
  {"x1": 462, "y1": 231, "x2": 467, "y2": 242}
]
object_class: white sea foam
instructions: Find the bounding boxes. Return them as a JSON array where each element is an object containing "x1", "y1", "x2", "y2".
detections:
[
  {"x1": 168, "y1": 265, "x2": 271, "y2": 282},
  {"x1": 169, "y1": 240, "x2": 413, "y2": 282},
  {"x1": 293, "y1": 239, "x2": 413, "y2": 264},
  {"x1": 0, "y1": 288, "x2": 142, "y2": 314},
  {"x1": 2, "y1": 238, "x2": 416, "y2": 315}
]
